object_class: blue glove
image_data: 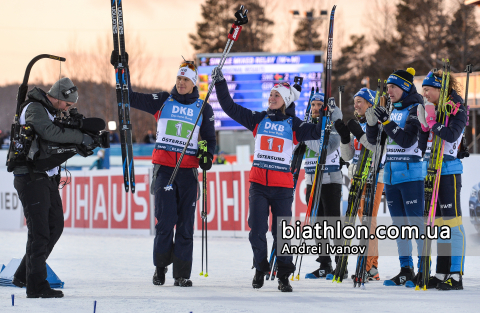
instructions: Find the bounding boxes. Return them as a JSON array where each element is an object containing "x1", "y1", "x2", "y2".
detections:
[{"x1": 373, "y1": 106, "x2": 389, "y2": 124}]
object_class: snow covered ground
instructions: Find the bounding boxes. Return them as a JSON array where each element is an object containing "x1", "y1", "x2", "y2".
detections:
[{"x1": 1, "y1": 229, "x2": 479, "y2": 313}]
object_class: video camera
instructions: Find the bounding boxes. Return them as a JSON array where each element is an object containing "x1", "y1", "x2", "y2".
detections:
[{"x1": 53, "y1": 107, "x2": 110, "y2": 157}]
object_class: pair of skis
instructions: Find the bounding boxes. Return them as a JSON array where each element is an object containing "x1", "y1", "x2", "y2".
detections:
[
  {"x1": 353, "y1": 80, "x2": 390, "y2": 288},
  {"x1": 332, "y1": 81, "x2": 385, "y2": 283},
  {"x1": 110, "y1": 0, "x2": 135, "y2": 193},
  {"x1": 416, "y1": 59, "x2": 461, "y2": 290},
  {"x1": 291, "y1": 5, "x2": 337, "y2": 281}
]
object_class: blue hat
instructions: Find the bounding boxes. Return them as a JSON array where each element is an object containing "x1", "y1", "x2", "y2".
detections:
[
  {"x1": 354, "y1": 88, "x2": 376, "y2": 105},
  {"x1": 311, "y1": 92, "x2": 324, "y2": 102},
  {"x1": 387, "y1": 68, "x2": 416, "y2": 92},
  {"x1": 422, "y1": 71, "x2": 442, "y2": 88}
]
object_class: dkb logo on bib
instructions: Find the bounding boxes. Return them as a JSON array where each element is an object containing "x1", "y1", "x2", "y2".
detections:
[
  {"x1": 264, "y1": 121, "x2": 285, "y2": 132},
  {"x1": 172, "y1": 105, "x2": 194, "y2": 116}
]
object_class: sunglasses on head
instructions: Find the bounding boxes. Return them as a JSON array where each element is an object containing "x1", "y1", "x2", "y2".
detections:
[
  {"x1": 274, "y1": 82, "x2": 290, "y2": 89},
  {"x1": 179, "y1": 61, "x2": 197, "y2": 72}
]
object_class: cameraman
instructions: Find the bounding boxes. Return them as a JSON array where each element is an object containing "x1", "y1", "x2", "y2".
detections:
[{"x1": 11, "y1": 77, "x2": 94, "y2": 298}]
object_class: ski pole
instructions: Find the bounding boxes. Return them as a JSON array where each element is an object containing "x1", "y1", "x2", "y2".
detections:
[
  {"x1": 196, "y1": 141, "x2": 209, "y2": 277},
  {"x1": 338, "y1": 85, "x2": 345, "y2": 110},
  {"x1": 164, "y1": 5, "x2": 248, "y2": 191},
  {"x1": 200, "y1": 169, "x2": 205, "y2": 276},
  {"x1": 204, "y1": 163, "x2": 209, "y2": 277}
]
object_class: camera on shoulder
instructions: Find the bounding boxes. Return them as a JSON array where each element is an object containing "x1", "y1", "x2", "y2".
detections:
[{"x1": 53, "y1": 107, "x2": 110, "y2": 157}]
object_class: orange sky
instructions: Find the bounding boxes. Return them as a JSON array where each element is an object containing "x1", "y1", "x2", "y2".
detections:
[{"x1": 1, "y1": 0, "x2": 476, "y2": 91}]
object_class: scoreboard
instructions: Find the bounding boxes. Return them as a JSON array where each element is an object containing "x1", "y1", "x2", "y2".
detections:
[{"x1": 196, "y1": 52, "x2": 324, "y2": 130}]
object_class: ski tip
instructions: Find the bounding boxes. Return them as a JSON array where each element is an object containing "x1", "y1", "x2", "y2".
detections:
[{"x1": 164, "y1": 185, "x2": 173, "y2": 191}]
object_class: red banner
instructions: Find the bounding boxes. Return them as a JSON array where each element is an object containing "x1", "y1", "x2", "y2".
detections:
[{"x1": 59, "y1": 169, "x2": 151, "y2": 231}]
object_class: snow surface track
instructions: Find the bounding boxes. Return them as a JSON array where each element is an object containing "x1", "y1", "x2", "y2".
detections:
[{"x1": 1, "y1": 230, "x2": 479, "y2": 313}]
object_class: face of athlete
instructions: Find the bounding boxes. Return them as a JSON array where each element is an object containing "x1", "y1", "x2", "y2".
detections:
[
  {"x1": 268, "y1": 90, "x2": 285, "y2": 110},
  {"x1": 353, "y1": 97, "x2": 371, "y2": 116},
  {"x1": 48, "y1": 95, "x2": 75, "y2": 112},
  {"x1": 387, "y1": 84, "x2": 404, "y2": 103},
  {"x1": 310, "y1": 100, "x2": 323, "y2": 118},
  {"x1": 176, "y1": 76, "x2": 194, "y2": 95},
  {"x1": 422, "y1": 86, "x2": 440, "y2": 104}
]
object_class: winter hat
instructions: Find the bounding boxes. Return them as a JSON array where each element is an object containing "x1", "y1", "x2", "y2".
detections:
[
  {"x1": 311, "y1": 92, "x2": 324, "y2": 103},
  {"x1": 271, "y1": 83, "x2": 300, "y2": 108},
  {"x1": 47, "y1": 77, "x2": 78, "y2": 103},
  {"x1": 387, "y1": 68, "x2": 416, "y2": 92},
  {"x1": 354, "y1": 87, "x2": 376, "y2": 105},
  {"x1": 177, "y1": 62, "x2": 198, "y2": 85},
  {"x1": 422, "y1": 71, "x2": 442, "y2": 89}
]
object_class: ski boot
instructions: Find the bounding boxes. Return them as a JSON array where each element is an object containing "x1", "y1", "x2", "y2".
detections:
[
  {"x1": 252, "y1": 270, "x2": 265, "y2": 289},
  {"x1": 405, "y1": 270, "x2": 424, "y2": 288},
  {"x1": 383, "y1": 267, "x2": 414, "y2": 286},
  {"x1": 152, "y1": 267, "x2": 168, "y2": 286},
  {"x1": 437, "y1": 274, "x2": 463, "y2": 290},
  {"x1": 366, "y1": 266, "x2": 380, "y2": 281},
  {"x1": 174, "y1": 277, "x2": 193, "y2": 287},
  {"x1": 305, "y1": 262, "x2": 333, "y2": 279},
  {"x1": 27, "y1": 286, "x2": 63, "y2": 298},
  {"x1": 427, "y1": 273, "x2": 446, "y2": 289},
  {"x1": 278, "y1": 274, "x2": 293, "y2": 292}
]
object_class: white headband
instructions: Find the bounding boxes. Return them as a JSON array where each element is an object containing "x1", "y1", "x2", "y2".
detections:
[
  {"x1": 177, "y1": 66, "x2": 198, "y2": 85},
  {"x1": 271, "y1": 84, "x2": 300, "y2": 108}
]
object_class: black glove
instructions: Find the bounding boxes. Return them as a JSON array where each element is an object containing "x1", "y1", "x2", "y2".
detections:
[
  {"x1": 82, "y1": 134, "x2": 95, "y2": 149},
  {"x1": 334, "y1": 119, "x2": 350, "y2": 144},
  {"x1": 110, "y1": 50, "x2": 129, "y2": 67},
  {"x1": 211, "y1": 67, "x2": 225, "y2": 83},
  {"x1": 198, "y1": 152, "x2": 213, "y2": 171},
  {"x1": 197, "y1": 140, "x2": 212, "y2": 170},
  {"x1": 374, "y1": 106, "x2": 389, "y2": 124},
  {"x1": 234, "y1": 5, "x2": 249, "y2": 25},
  {"x1": 347, "y1": 119, "x2": 365, "y2": 140}
]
